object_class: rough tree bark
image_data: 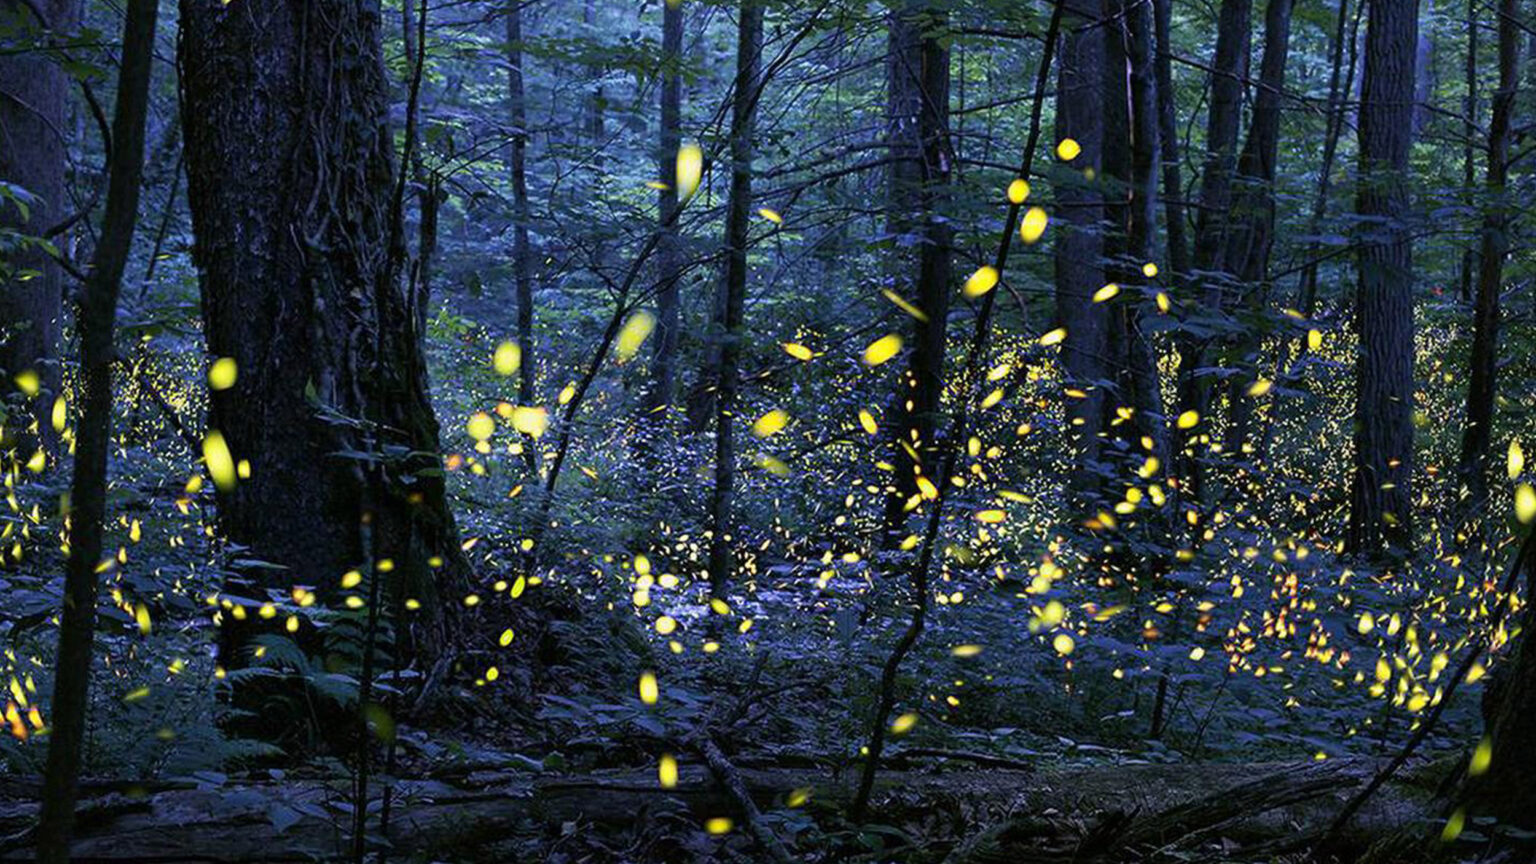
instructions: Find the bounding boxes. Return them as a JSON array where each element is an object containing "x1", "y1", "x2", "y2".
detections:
[
  {"x1": 1457, "y1": 0, "x2": 1519, "y2": 523},
  {"x1": 178, "y1": 0, "x2": 468, "y2": 660},
  {"x1": 706, "y1": 0, "x2": 763, "y2": 593},
  {"x1": 880, "y1": 0, "x2": 954, "y2": 544},
  {"x1": 1347, "y1": 0, "x2": 1419, "y2": 556},
  {"x1": 1054, "y1": 0, "x2": 1108, "y2": 492},
  {"x1": 0, "y1": 0, "x2": 73, "y2": 450},
  {"x1": 34, "y1": 0, "x2": 159, "y2": 857}
]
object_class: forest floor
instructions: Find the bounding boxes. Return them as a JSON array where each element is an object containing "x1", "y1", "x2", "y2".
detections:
[{"x1": 0, "y1": 740, "x2": 1446, "y2": 862}]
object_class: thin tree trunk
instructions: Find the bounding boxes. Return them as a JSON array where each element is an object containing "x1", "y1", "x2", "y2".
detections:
[
  {"x1": 34, "y1": 0, "x2": 159, "y2": 857},
  {"x1": 648, "y1": 0, "x2": 684, "y2": 421},
  {"x1": 1172, "y1": 0, "x2": 1251, "y2": 501},
  {"x1": 523, "y1": 8, "x2": 823, "y2": 570},
  {"x1": 706, "y1": 0, "x2": 763, "y2": 594},
  {"x1": 1102, "y1": 0, "x2": 1165, "y2": 463},
  {"x1": 1295, "y1": 0, "x2": 1362, "y2": 320},
  {"x1": 1263, "y1": 0, "x2": 1361, "y2": 462},
  {"x1": 1347, "y1": 0, "x2": 1419, "y2": 556},
  {"x1": 1527, "y1": 22, "x2": 1536, "y2": 117},
  {"x1": 1190, "y1": 0, "x2": 1252, "y2": 276},
  {"x1": 1458, "y1": 0, "x2": 1478, "y2": 304},
  {"x1": 1054, "y1": 0, "x2": 1108, "y2": 492},
  {"x1": 1153, "y1": 0, "x2": 1190, "y2": 283},
  {"x1": 1220, "y1": 0, "x2": 1295, "y2": 453},
  {"x1": 1457, "y1": 0, "x2": 1519, "y2": 524},
  {"x1": 1413, "y1": 0, "x2": 1437, "y2": 135},
  {"x1": 584, "y1": 0, "x2": 606, "y2": 165},
  {"x1": 853, "y1": 0, "x2": 1063, "y2": 817},
  {"x1": 508, "y1": 0, "x2": 537, "y2": 467},
  {"x1": 0, "y1": 0, "x2": 73, "y2": 451},
  {"x1": 880, "y1": 0, "x2": 954, "y2": 544},
  {"x1": 401, "y1": 1, "x2": 438, "y2": 336}
]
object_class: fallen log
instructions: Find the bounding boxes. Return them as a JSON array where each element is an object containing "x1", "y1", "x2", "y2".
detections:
[{"x1": 942, "y1": 759, "x2": 1420, "y2": 864}]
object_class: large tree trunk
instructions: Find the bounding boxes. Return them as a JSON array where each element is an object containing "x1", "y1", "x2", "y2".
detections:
[
  {"x1": 179, "y1": 0, "x2": 467, "y2": 660},
  {"x1": 1347, "y1": 0, "x2": 1419, "y2": 556},
  {"x1": 880, "y1": 0, "x2": 954, "y2": 544},
  {"x1": 507, "y1": 0, "x2": 537, "y2": 468},
  {"x1": 1220, "y1": 0, "x2": 1295, "y2": 453},
  {"x1": 1457, "y1": 0, "x2": 1519, "y2": 524},
  {"x1": 34, "y1": 0, "x2": 159, "y2": 857},
  {"x1": 1053, "y1": 0, "x2": 1108, "y2": 494},
  {"x1": 648, "y1": 0, "x2": 684, "y2": 422},
  {"x1": 0, "y1": 0, "x2": 72, "y2": 451},
  {"x1": 706, "y1": 0, "x2": 763, "y2": 593}
]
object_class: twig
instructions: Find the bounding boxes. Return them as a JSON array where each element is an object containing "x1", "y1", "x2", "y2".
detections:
[
  {"x1": 134, "y1": 364, "x2": 199, "y2": 453},
  {"x1": 686, "y1": 731, "x2": 796, "y2": 864},
  {"x1": 890, "y1": 747, "x2": 1035, "y2": 772}
]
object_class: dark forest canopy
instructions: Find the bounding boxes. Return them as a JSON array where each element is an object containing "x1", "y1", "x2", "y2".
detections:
[{"x1": 4, "y1": 0, "x2": 1536, "y2": 860}]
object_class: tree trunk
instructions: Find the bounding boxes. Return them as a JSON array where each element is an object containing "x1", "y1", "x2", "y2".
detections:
[
  {"x1": 1295, "y1": 0, "x2": 1361, "y2": 320},
  {"x1": 1457, "y1": 0, "x2": 1519, "y2": 524},
  {"x1": 1347, "y1": 0, "x2": 1419, "y2": 556},
  {"x1": 1267, "y1": 0, "x2": 1359, "y2": 463},
  {"x1": 507, "y1": 0, "x2": 537, "y2": 466},
  {"x1": 0, "y1": 0, "x2": 73, "y2": 451},
  {"x1": 648, "y1": 0, "x2": 684, "y2": 421},
  {"x1": 1153, "y1": 0, "x2": 1190, "y2": 283},
  {"x1": 880, "y1": 0, "x2": 953, "y2": 543},
  {"x1": 1171, "y1": 0, "x2": 1251, "y2": 500},
  {"x1": 706, "y1": 0, "x2": 763, "y2": 593},
  {"x1": 1220, "y1": 0, "x2": 1295, "y2": 453},
  {"x1": 1054, "y1": 0, "x2": 1108, "y2": 493},
  {"x1": 1190, "y1": 0, "x2": 1251, "y2": 277},
  {"x1": 1412, "y1": 0, "x2": 1437, "y2": 135},
  {"x1": 34, "y1": 0, "x2": 159, "y2": 857},
  {"x1": 1527, "y1": 21, "x2": 1536, "y2": 119},
  {"x1": 1458, "y1": 0, "x2": 1477, "y2": 304},
  {"x1": 584, "y1": 0, "x2": 606, "y2": 162},
  {"x1": 1101, "y1": 0, "x2": 1165, "y2": 463},
  {"x1": 179, "y1": 0, "x2": 468, "y2": 662}
]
